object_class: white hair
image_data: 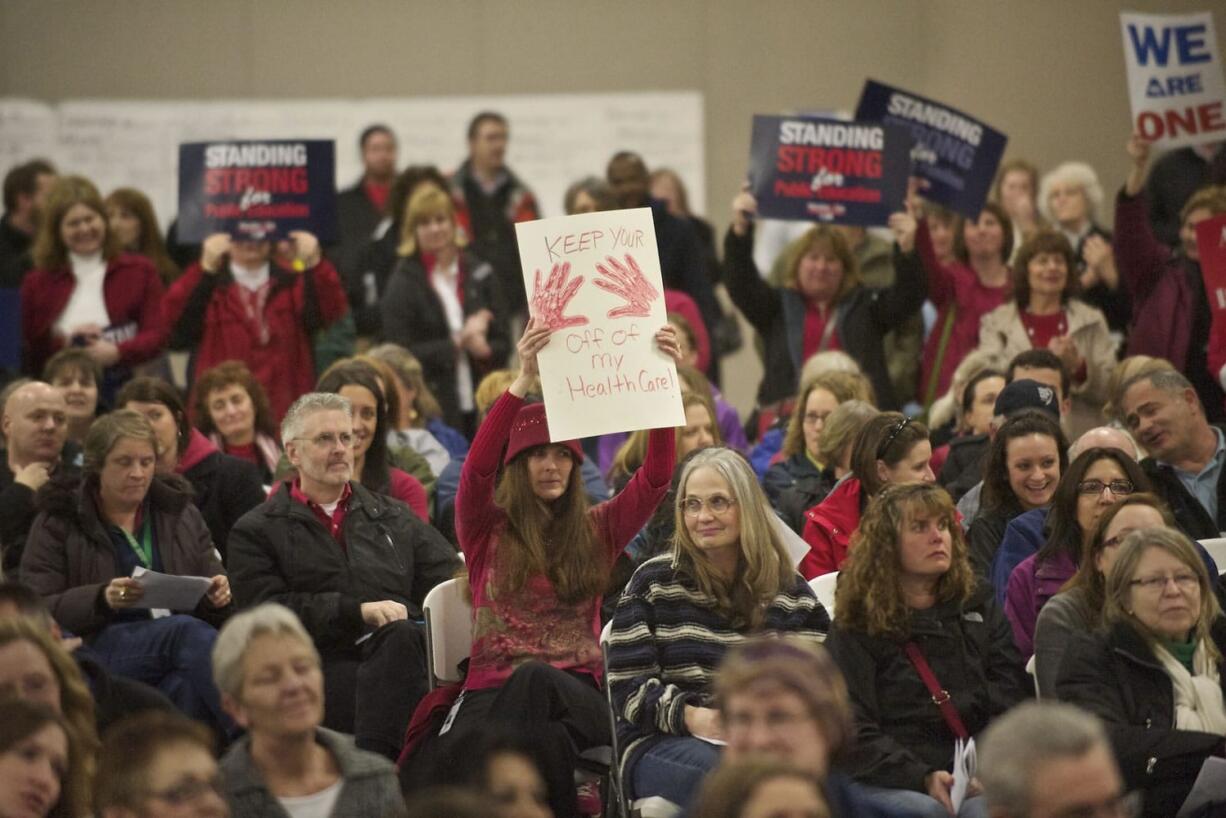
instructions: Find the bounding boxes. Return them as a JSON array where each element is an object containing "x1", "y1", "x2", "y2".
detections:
[
  {"x1": 280, "y1": 392, "x2": 352, "y2": 447},
  {"x1": 1039, "y1": 161, "x2": 1104, "y2": 224},
  {"x1": 211, "y1": 603, "x2": 318, "y2": 701}
]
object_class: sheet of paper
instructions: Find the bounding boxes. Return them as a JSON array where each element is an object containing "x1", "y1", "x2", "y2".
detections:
[
  {"x1": 131, "y1": 567, "x2": 211, "y2": 611},
  {"x1": 951, "y1": 737, "x2": 976, "y2": 813},
  {"x1": 770, "y1": 513, "x2": 812, "y2": 570},
  {"x1": 695, "y1": 735, "x2": 727, "y2": 746},
  {"x1": 1177, "y1": 757, "x2": 1226, "y2": 817}
]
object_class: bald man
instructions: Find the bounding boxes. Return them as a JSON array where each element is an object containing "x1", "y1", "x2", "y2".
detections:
[
  {"x1": 1, "y1": 381, "x2": 77, "y2": 574},
  {"x1": 1067, "y1": 426, "x2": 1140, "y2": 461}
]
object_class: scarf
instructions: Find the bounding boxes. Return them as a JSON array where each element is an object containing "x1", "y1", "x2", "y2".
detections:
[{"x1": 1155, "y1": 638, "x2": 1226, "y2": 735}]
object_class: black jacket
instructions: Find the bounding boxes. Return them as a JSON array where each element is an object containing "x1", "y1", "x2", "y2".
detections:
[
  {"x1": 378, "y1": 250, "x2": 509, "y2": 428},
  {"x1": 0, "y1": 214, "x2": 33, "y2": 289},
  {"x1": 345, "y1": 228, "x2": 398, "y2": 338},
  {"x1": 825, "y1": 584, "x2": 1028, "y2": 792},
  {"x1": 330, "y1": 182, "x2": 384, "y2": 281},
  {"x1": 180, "y1": 450, "x2": 266, "y2": 562},
  {"x1": 764, "y1": 453, "x2": 835, "y2": 535},
  {"x1": 966, "y1": 500, "x2": 1023, "y2": 579},
  {"x1": 1141, "y1": 435, "x2": 1226, "y2": 541},
  {"x1": 227, "y1": 482, "x2": 461, "y2": 655},
  {"x1": 0, "y1": 442, "x2": 82, "y2": 576},
  {"x1": 938, "y1": 433, "x2": 988, "y2": 503},
  {"x1": 1054, "y1": 619, "x2": 1226, "y2": 817},
  {"x1": 724, "y1": 227, "x2": 926, "y2": 410}
]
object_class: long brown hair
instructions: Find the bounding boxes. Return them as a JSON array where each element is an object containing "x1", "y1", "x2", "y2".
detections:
[
  {"x1": 0, "y1": 619, "x2": 99, "y2": 812},
  {"x1": 192, "y1": 360, "x2": 278, "y2": 439},
  {"x1": 104, "y1": 187, "x2": 180, "y2": 282},
  {"x1": 0, "y1": 699, "x2": 81, "y2": 818},
  {"x1": 671, "y1": 448, "x2": 797, "y2": 630},
  {"x1": 33, "y1": 175, "x2": 120, "y2": 270},
  {"x1": 835, "y1": 483, "x2": 977, "y2": 639},
  {"x1": 492, "y1": 446, "x2": 604, "y2": 605}
]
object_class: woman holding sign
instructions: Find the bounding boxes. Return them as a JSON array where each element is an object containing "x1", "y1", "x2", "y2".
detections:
[
  {"x1": 405, "y1": 320, "x2": 678, "y2": 818},
  {"x1": 20, "y1": 410, "x2": 231, "y2": 730},
  {"x1": 724, "y1": 190, "x2": 925, "y2": 413},
  {"x1": 825, "y1": 482, "x2": 1027, "y2": 818}
]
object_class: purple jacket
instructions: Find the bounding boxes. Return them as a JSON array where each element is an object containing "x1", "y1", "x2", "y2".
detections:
[
  {"x1": 1004, "y1": 550, "x2": 1076, "y2": 660},
  {"x1": 1113, "y1": 189, "x2": 1195, "y2": 370}
]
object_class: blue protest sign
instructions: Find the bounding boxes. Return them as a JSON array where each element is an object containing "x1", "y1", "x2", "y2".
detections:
[
  {"x1": 748, "y1": 115, "x2": 912, "y2": 226},
  {"x1": 177, "y1": 140, "x2": 337, "y2": 243},
  {"x1": 854, "y1": 80, "x2": 1007, "y2": 218}
]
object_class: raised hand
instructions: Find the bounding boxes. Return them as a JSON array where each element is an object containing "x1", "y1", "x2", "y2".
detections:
[
  {"x1": 531, "y1": 262, "x2": 589, "y2": 330},
  {"x1": 593, "y1": 254, "x2": 659, "y2": 319}
]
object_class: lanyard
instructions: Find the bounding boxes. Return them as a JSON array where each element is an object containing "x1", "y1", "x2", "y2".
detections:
[{"x1": 119, "y1": 516, "x2": 153, "y2": 568}]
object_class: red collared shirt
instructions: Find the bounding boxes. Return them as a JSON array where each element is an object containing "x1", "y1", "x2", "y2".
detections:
[{"x1": 289, "y1": 479, "x2": 353, "y2": 551}]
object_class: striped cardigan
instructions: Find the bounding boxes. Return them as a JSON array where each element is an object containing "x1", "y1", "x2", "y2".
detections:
[{"x1": 608, "y1": 553, "x2": 830, "y2": 778}]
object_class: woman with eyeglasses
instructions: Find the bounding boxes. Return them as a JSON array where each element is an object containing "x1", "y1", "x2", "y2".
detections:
[
  {"x1": 800, "y1": 412, "x2": 935, "y2": 579},
  {"x1": 608, "y1": 447, "x2": 830, "y2": 811},
  {"x1": 826, "y1": 482, "x2": 1027, "y2": 818},
  {"x1": 1032, "y1": 493, "x2": 1176, "y2": 697},
  {"x1": 1002, "y1": 447, "x2": 1150, "y2": 658},
  {"x1": 95, "y1": 710, "x2": 228, "y2": 818},
  {"x1": 1055, "y1": 528, "x2": 1226, "y2": 817}
]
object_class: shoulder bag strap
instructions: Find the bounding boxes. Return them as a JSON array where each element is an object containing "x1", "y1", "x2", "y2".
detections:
[{"x1": 903, "y1": 640, "x2": 970, "y2": 739}]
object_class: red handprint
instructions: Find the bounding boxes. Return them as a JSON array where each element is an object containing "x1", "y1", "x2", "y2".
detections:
[
  {"x1": 530, "y1": 262, "x2": 589, "y2": 330},
  {"x1": 593, "y1": 254, "x2": 660, "y2": 319}
]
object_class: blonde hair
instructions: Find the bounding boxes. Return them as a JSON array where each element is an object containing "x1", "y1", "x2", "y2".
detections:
[
  {"x1": 817, "y1": 400, "x2": 879, "y2": 468},
  {"x1": 610, "y1": 391, "x2": 721, "y2": 482},
  {"x1": 781, "y1": 371, "x2": 875, "y2": 459},
  {"x1": 1038, "y1": 161, "x2": 1104, "y2": 224},
  {"x1": 365, "y1": 344, "x2": 445, "y2": 426},
  {"x1": 798, "y1": 350, "x2": 863, "y2": 387},
  {"x1": 671, "y1": 448, "x2": 797, "y2": 630},
  {"x1": 474, "y1": 369, "x2": 523, "y2": 416},
  {"x1": 781, "y1": 227, "x2": 860, "y2": 303},
  {"x1": 398, "y1": 186, "x2": 464, "y2": 257}
]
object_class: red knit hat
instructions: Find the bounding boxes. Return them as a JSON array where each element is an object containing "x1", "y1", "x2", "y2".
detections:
[{"x1": 503, "y1": 402, "x2": 585, "y2": 465}]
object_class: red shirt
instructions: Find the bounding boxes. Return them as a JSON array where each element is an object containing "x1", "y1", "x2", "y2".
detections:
[
  {"x1": 802, "y1": 302, "x2": 840, "y2": 361},
  {"x1": 1019, "y1": 310, "x2": 1068, "y2": 351},
  {"x1": 289, "y1": 479, "x2": 353, "y2": 550},
  {"x1": 364, "y1": 179, "x2": 390, "y2": 213}
]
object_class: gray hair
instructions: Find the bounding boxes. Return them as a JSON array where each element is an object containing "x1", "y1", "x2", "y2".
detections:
[
  {"x1": 1038, "y1": 161, "x2": 1104, "y2": 224},
  {"x1": 563, "y1": 176, "x2": 617, "y2": 214},
  {"x1": 1069, "y1": 426, "x2": 1140, "y2": 461},
  {"x1": 979, "y1": 702, "x2": 1113, "y2": 816},
  {"x1": 211, "y1": 603, "x2": 318, "y2": 700},
  {"x1": 280, "y1": 392, "x2": 352, "y2": 448}
]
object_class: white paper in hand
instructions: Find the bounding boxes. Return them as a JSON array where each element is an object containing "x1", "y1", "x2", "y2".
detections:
[
  {"x1": 769, "y1": 512, "x2": 812, "y2": 570},
  {"x1": 951, "y1": 737, "x2": 977, "y2": 813},
  {"x1": 1177, "y1": 757, "x2": 1226, "y2": 817},
  {"x1": 130, "y1": 567, "x2": 211, "y2": 611}
]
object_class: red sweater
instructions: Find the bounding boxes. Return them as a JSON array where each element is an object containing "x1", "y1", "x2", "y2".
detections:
[
  {"x1": 456, "y1": 392, "x2": 674, "y2": 691},
  {"x1": 916, "y1": 222, "x2": 1010, "y2": 403},
  {"x1": 388, "y1": 467, "x2": 428, "y2": 522},
  {"x1": 21, "y1": 252, "x2": 166, "y2": 374},
  {"x1": 164, "y1": 260, "x2": 348, "y2": 423}
]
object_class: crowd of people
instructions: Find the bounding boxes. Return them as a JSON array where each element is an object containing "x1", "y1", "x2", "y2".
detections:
[{"x1": 0, "y1": 109, "x2": 1225, "y2": 818}]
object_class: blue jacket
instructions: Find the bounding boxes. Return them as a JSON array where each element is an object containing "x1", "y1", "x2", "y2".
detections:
[{"x1": 990, "y1": 508, "x2": 1049, "y2": 603}]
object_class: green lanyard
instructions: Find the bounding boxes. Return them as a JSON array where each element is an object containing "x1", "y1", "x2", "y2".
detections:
[{"x1": 119, "y1": 516, "x2": 153, "y2": 568}]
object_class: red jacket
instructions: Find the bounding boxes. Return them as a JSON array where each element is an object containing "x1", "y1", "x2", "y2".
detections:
[
  {"x1": 664, "y1": 289, "x2": 711, "y2": 372},
  {"x1": 164, "y1": 260, "x2": 348, "y2": 423},
  {"x1": 21, "y1": 252, "x2": 166, "y2": 374},
  {"x1": 800, "y1": 476, "x2": 863, "y2": 579}
]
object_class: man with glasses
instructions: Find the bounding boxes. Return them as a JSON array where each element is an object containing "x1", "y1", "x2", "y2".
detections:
[
  {"x1": 227, "y1": 392, "x2": 461, "y2": 760},
  {"x1": 979, "y1": 701, "x2": 1138, "y2": 818}
]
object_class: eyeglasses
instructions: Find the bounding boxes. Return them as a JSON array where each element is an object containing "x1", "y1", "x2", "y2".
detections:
[
  {"x1": 876, "y1": 417, "x2": 912, "y2": 458},
  {"x1": 146, "y1": 775, "x2": 225, "y2": 806},
  {"x1": 1052, "y1": 791, "x2": 1142, "y2": 818},
  {"x1": 1077, "y1": 479, "x2": 1135, "y2": 497},
  {"x1": 801, "y1": 412, "x2": 829, "y2": 427},
  {"x1": 1130, "y1": 573, "x2": 1199, "y2": 593},
  {"x1": 294, "y1": 432, "x2": 354, "y2": 450},
  {"x1": 681, "y1": 495, "x2": 737, "y2": 516}
]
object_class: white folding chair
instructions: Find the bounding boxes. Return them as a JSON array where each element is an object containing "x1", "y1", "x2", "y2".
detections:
[
  {"x1": 601, "y1": 622, "x2": 682, "y2": 818},
  {"x1": 1199, "y1": 537, "x2": 1226, "y2": 575},
  {"x1": 422, "y1": 578, "x2": 472, "y2": 689},
  {"x1": 808, "y1": 571, "x2": 838, "y2": 617}
]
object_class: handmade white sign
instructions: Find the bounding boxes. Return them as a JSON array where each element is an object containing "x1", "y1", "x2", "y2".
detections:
[
  {"x1": 516, "y1": 207, "x2": 685, "y2": 440},
  {"x1": 1120, "y1": 11, "x2": 1226, "y2": 148}
]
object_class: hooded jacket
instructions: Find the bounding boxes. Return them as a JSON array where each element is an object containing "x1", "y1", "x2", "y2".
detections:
[{"x1": 801, "y1": 476, "x2": 863, "y2": 579}]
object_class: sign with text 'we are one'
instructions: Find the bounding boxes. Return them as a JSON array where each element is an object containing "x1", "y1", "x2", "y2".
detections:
[{"x1": 1120, "y1": 11, "x2": 1226, "y2": 149}]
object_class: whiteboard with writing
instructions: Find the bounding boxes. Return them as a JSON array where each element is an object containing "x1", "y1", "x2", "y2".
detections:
[
  {"x1": 0, "y1": 92, "x2": 704, "y2": 227},
  {"x1": 517, "y1": 207, "x2": 686, "y2": 441}
]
